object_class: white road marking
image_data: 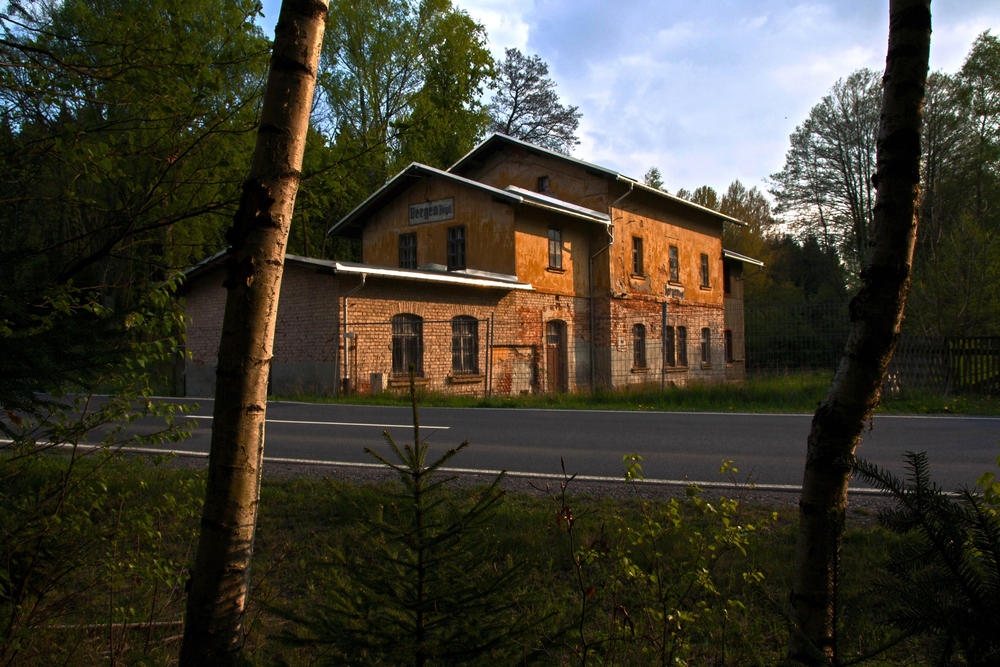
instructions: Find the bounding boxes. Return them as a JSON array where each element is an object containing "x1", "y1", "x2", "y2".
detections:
[
  {"x1": 187, "y1": 415, "x2": 449, "y2": 430},
  {"x1": 6, "y1": 440, "x2": 888, "y2": 496}
]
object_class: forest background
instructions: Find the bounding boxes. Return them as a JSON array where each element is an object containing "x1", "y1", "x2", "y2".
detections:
[{"x1": 0, "y1": 0, "x2": 996, "y2": 408}]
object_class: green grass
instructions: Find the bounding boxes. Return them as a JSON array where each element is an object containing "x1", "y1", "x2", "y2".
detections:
[
  {"x1": 2, "y1": 452, "x2": 937, "y2": 665},
  {"x1": 273, "y1": 370, "x2": 999, "y2": 415}
]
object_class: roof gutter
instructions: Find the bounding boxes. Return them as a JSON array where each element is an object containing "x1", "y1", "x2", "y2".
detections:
[
  {"x1": 341, "y1": 273, "x2": 367, "y2": 394},
  {"x1": 590, "y1": 182, "x2": 634, "y2": 388},
  {"x1": 518, "y1": 199, "x2": 611, "y2": 226}
]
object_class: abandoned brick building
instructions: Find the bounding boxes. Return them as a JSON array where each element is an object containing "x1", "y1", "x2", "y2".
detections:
[{"x1": 182, "y1": 134, "x2": 762, "y2": 397}]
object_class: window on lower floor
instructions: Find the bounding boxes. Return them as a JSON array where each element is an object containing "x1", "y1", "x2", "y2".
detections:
[
  {"x1": 452, "y1": 316, "x2": 479, "y2": 375},
  {"x1": 391, "y1": 314, "x2": 423, "y2": 377},
  {"x1": 725, "y1": 329, "x2": 734, "y2": 363},
  {"x1": 701, "y1": 327, "x2": 712, "y2": 364},
  {"x1": 677, "y1": 326, "x2": 688, "y2": 366},
  {"x1": 633, "y1": 323, "x2": 647, "y2": 369},
  {"x1": 664, "y1": 325, "x2": 675, "y2": 367},
  {"x1": 447, "y1": 226, "x2": 466, "y2": 270}
]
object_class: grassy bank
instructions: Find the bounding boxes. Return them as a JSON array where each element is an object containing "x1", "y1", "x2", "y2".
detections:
[
  {"x1": 2, "y1": 451, "x2": 936, "y2": 665},
  {"x1": 274, "y1": 371, "x2": 999, "y2": 415}
]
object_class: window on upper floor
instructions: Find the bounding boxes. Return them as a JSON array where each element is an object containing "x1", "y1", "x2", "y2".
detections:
[
  {"x1": 391, "y1": 314, "x2": 423, "y2": 377},
  {"x1": 398, "y1": 233, "x2": 416, "y2": 269},
  {"x1": 452, "y1": 316, "x2": 479, "y2": 375},
  {"x1": 447, "y1": 226, "x2": 466, "y2": 270},
  {"x1": 537, "y1": 175, "x2": 550, "y2": 192},
  {"x1": 632, "y1": 236, "x2": 644, "y2": 276},
  {"x1": 723, "y1": 262, "x2": 732, "y2": 294},
  {"x1": 669, "y1": 245, "x2": 680, "y2": 283},
  {"x1": 700, "y1": 253, "x2": 711, "y2": 288},
  {"x1": 548, "y1": 228, "x2": 563, "y2": 269},
  {"x1": 632, "y1": 323, "x2": 647, "y2": 369}
]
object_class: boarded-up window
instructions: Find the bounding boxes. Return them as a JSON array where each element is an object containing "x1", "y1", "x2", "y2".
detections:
[
  {"x1": 677, "y1": 326, "x2": 688, "y2": 366},
  {"x1": 399, "y1": 233, "x2": 416, "y2": 269},
  {"x1": 447, "y1": 226, "x2": 466, "y2": 270},
  {"x1": 633, "y1": 324, "x2": 647, "y2": 369},
  {"x1": 664, "y1": 326, "x2": 675, "y2": 367}
]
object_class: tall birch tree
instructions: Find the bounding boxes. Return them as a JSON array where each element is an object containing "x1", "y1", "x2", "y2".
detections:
[
  {"x1": 179, "y1": 1, "x2": 328, "y2": 664},
  {"x1": 787, "y1": 0, "x2": 931, "y2": 663}
]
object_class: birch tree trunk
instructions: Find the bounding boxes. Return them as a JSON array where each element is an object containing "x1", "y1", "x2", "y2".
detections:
[
  {"x1": 787, "y1": 1, "x2": 931, "y2": 664},
  {"x1": 179, "y1": 1, "x2": 328, "y2": 664}
]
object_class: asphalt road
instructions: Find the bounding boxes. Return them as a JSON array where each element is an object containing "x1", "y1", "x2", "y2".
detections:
[{"x1": 130, "y1": 399, "x2": 1000, "y2": 490}]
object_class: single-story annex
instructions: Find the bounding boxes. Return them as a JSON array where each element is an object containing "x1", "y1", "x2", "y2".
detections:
[{"x1": 182, "y1": 134, "x2": 762, "y2": 397}]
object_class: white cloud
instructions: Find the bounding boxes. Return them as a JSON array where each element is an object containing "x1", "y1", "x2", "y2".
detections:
[
  {"x1": 453, "y1": 0, "x2": 532, "y2": 55},
  {"x1": 256, "y1": 0, "x2": 998, "y2": 193},
  {"x1": 929, "y1": 19, "x2": 996, "y2": 72}
]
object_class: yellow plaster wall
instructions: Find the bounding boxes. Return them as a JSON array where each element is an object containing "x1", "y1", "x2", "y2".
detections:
[
  {"x1": 361, "y1": 175, "x2": 516, "y2": 276},
  {"x1": 609, "y1": 196, "x2": 725, "y2": 306},
  {"x1": 513, "y1": 207, "x2": 593, "y2": 297}
]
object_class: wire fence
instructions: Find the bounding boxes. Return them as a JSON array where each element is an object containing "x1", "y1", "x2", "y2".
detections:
[
  {"x1": 744, "y1": 300, "x2": 999, "y2": 396},
  {"x1": 339, "y1": 303, "x2": 741, "y2": 397},
  {"x1": 745, "y1": 300, "x2": 851, "y2": 375}
]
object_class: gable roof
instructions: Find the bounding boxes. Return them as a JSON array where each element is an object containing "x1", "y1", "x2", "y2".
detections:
[
  {"x1": 326, "y1": 161, "x2": 609, "y2": 239},
  {"x1": 449, "y1": 133, "x2": 746, "y2": 227}
]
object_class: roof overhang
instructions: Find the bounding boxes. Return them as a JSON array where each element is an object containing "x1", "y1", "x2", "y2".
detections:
[
  {"x1": 450, "y1": 132, "x2": 620, "y2": 180},
  {"x1": 327, "y1": 162, "x2": 521, "y2": 239},
  {"x1": 505, "y1": 185, "x2": 610, "y2": 224},
  {"x1": 332, "y1": 261, "x2": 533, "y2": 290},
  {"x1": 326, "y1": 159, "x2": 612, "y2": 238},
  {"x1": 619, "y1": 176, "x2": 747, "y2": 227},
  {"x1": 723, "y1": 249, "x2": 764, "y2": 267},
  {"x1": 182, "y1": 251, "x2": 533, "y2": 292},
  {"x1": 448, "y1": 133, "x2": 747, "y2": 228}
]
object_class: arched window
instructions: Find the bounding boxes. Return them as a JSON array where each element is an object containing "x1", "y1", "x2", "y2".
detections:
[
  {"x1": 701, "y1": 327, "x2": 712, "y2": 364},
  {"x1": 391, "y1": 314, "x2": 423, "y2": 377},
  {"x1": 452, "y1": 316, "x2": 479, "y2": 375},
  {"x1": 632, "y1": 323, "x2": 647, "y2": 369}
]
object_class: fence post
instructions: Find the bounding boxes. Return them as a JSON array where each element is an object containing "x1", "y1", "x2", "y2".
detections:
[
  {"x1": 488, "y1": 312, "x2": 495, "y2": 398},
  {"x1": 661, "y1": 301, "x2": 667, "y2": 392}
]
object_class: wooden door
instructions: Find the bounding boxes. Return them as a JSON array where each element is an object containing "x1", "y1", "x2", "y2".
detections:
[{"x1": 546, "y1": 320, "x2": 568, "y2": 392}]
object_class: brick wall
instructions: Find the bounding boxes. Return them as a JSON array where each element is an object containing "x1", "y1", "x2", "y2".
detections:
[
  {"x1": 183, "y1": 263, "x2": 341, "y2": 397},
  {"x1": 184, "y1": 264, "x2": 735, "y2": 399}
]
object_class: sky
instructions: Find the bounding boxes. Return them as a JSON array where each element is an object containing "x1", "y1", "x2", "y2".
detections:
[{"x1": 259, "y1": 1, "x2": 999, "y2": 196}]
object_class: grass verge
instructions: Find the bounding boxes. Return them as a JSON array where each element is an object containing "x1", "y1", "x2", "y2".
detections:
[
  {"x1": 273, "y1": 371, "x2": 999, "y2": 416},
  {"x1": 3, "y1": 452, "x2": 932, "y2": 665}
]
